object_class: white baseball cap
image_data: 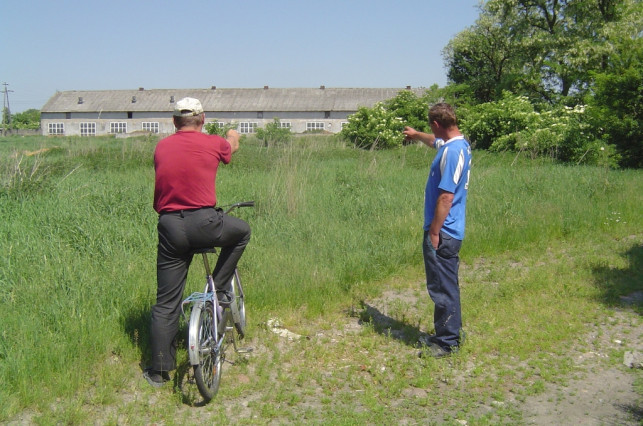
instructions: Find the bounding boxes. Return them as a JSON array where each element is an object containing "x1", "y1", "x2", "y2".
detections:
[{"x1": 173, "y1": 97, "x2": 204, "y2": 116}]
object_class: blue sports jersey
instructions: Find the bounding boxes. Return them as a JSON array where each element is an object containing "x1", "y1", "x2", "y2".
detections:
[{"x1": 424, "y1": 136, "x2": 472, "y2": 240}]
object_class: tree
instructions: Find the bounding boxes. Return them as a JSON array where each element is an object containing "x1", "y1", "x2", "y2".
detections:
[
  {"x1": 12, "y1": 109, "x2": 41, "y2": 130},
  {"x1": 1, "y1": 107, "x2": 10, "y2": 130},
  {"x1": 586, "y1": 1, "x2": 643, "y2": 168},
  {"x1": 445, "y1": 0, "x2": 631, "y2": 104},
  {"x1": 443, "y1": 12, "x2": 526, "y2": 103},
  {"x1": 441, "y1": 0, "x2": 642, "y2": 167}
]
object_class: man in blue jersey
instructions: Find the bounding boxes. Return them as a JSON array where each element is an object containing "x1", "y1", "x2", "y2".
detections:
[{"x1": 403, "y1": 103, "x2": 472, "y2": 358}]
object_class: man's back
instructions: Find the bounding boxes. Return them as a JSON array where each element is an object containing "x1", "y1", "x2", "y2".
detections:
[{"x1": 153, "y1": 131, "x2": 231, "y2": 213}]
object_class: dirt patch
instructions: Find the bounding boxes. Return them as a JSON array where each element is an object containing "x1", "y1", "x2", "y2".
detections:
[
  {"x1": 520, "y1": 367, "x2": 640, "y2": 424},
  {"x1": 518, "y1": 309, "x2": 643, "y2": 425},
  {"x1": 360, "y1": 286, "x2": 643, "y2": 425}
]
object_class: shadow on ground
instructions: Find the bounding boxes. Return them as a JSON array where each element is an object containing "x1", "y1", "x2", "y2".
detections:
[
  {"x1": 357, "y1": 302, "x2": 429, "y2": 348},
  {"x1": 592, "y1": 242, "x2": 643, "y2": 314}
]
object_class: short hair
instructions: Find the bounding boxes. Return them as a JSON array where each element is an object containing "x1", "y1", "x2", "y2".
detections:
[
  {"x1": 429, "y1": 103, "x2": 457, "y2": 128},
  {"x1": 173, "y1": 113, "x2": 204, "y2": 129}
]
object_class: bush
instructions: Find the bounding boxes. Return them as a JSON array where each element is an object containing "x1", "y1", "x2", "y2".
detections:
[
  {"x1": 460, "y1": 93, "x2": 620, "y2": 166},
  {"x1": 339, "y1": 86, "x2": 481, "y2": 150},
  {"x1": 459, "y1": 92, "x2": 534, "y2": 150},
  {"x1": 204, "y1": 121, "x2": 237, "y2": 137},
  {"x1": 340, "y1": 90, "x2": 430, "y2": 150},
  {"x1": 255, "y1": 118, "x2": 292, "y2": 147},
  {"x1": 588, "y1": 66, "x2": 643, "y2": 168},
  {"x1": 341, "y1": 103, "x2": 405, "y2": 149},
  {"x1": 11, "y1": 109, "x2": 41, "y2": 130}
]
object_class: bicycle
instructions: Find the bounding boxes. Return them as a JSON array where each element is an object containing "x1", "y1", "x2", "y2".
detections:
[{"x1": 180, "y1": 201, "x2": 254, "y2": 402}]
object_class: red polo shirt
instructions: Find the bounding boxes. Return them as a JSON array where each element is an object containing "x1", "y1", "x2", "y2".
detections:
[{"x1": 153, "y1": 131, "x2": 232, "y2": 213}]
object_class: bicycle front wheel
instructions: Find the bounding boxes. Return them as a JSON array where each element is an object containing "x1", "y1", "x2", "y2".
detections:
[
  {"x1": 230, "y1": 270, "x2": 246, "y2": 338},
  {"x1": 189, "y1": 301, "x2": 222, "y2": 401}
]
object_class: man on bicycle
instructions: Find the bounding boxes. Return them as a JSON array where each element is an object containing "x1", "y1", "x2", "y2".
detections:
[{"x1": 145, "y1": 97, "x2": 251, "y2": 387}]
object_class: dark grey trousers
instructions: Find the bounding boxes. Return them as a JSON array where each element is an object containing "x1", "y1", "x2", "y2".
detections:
[
  {"x1": 422, "y1": 230, "x2": 463, "y2": 350},
  {"x1": 150, "y1": 208, "x2": 251, "y2": 371}
]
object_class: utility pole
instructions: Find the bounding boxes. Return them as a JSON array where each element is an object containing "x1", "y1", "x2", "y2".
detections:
[{"x1": 2, "y1": 82, "x2": 13, "y2": 136}]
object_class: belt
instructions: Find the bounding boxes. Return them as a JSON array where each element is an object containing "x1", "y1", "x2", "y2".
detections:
[{"x1": 159, "y1": 207, "x2": 214, "y2": 217}]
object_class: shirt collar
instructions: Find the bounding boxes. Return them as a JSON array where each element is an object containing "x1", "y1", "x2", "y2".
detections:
[{"x1": 444, "y1": 135, "x2": 465, "y2": 145}]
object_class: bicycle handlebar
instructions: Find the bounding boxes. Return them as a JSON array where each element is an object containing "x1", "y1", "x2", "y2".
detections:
[{"x1": 224, "y1": 201, "x2": 255, "y2": 214}]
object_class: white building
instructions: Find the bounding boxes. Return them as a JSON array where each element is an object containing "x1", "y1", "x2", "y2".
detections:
[{"x1": 40, "y1": 86, "x2": 425, "y2": 136}]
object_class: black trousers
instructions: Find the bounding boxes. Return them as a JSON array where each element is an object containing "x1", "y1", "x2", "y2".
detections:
[{"x1": 150, "y1": 208, "x2": 251, "y2": 371}]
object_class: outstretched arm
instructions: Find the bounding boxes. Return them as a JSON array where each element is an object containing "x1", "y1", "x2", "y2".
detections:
[
  {"x1": 403, "y1": 126, "x2": 436, "y2": 148},
  {"x1": 225, "y1": 129, "x2": 240, "y2": 154}
]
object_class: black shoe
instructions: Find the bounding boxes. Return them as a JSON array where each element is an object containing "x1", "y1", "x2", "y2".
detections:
[
  {"x1": 418, "y1": 342, "x2": 456, "y2": 359},
  {"x1": 216, "y1": 290, "x2": 233, "y2": 305},
  {"x1": 418, "y1": 334, "x2": 438, "y2": 347},
  {"x1": 143, "y1": 369, "x2": 170, "y2": 388}
]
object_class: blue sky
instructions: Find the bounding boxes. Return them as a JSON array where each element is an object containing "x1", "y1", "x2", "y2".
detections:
[{"x1": 1, "y1": 0, "x2": 482, "y2": 113}]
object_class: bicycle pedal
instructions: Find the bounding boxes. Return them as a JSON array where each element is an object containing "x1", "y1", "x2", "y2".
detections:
[{"x1": 236, "y1": 347, "x2": 254, "y2": 354}]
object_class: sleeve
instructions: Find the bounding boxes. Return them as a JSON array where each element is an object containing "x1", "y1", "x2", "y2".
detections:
[{"x1": 215, "y1": 135, "x2": 232, "y2": 164}]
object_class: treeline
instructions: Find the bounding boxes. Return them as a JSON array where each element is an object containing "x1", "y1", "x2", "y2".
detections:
[
  {"x1": 2, "y1": 108, "x2": 41, "y2": 130},
  {"x1": 342, "y1": 0, "x2": 642, "y2": 168}
]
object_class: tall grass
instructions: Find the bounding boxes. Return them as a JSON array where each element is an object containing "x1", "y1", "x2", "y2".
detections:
[
  {"x1": 0, "y1": 135, "x2": 640, "y2": 420},
  {"x1": 465, "y1": 151, "x2": 639, "y2": 257}
]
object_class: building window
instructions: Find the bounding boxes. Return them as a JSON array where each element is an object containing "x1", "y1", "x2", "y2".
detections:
[
  {"x1": 279, "y1": 121, "x2": 291, "y2": 129},
  {"x1": 48, "y1": 123, "x2": 64, "y2": 135},
  {"x1": 239, "y1": 122, "x2": 257, "y2": 134},
  {"x1": 80, "y1": 122, "x2": 96, "y2": 136},
  {"x1": 306, "y1": 122, "x2": 325, "y2": 132},
  {"x1": 110, "y1": 122, "x2": 127, "y2": 133},
  {"x1": 142, "y1": 122, "x2": 159, "y2": 133}
]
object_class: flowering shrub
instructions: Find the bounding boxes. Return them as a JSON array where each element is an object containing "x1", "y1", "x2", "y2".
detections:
[
  {"x1": 340, "y1": 88, "x2": 620, "y2": 166},
  {"x1": 460, "y1": 93, "x2": 620, "y2": 166},
  {"x1": 340, "y1": 90, "x2": 428, "y2": 150},
  {"x1": 341, "y1": 103, "x2": 405, "y2": 149},
  {"x1": 459, "y1": 93, "x2": 534, "y2": 150}
]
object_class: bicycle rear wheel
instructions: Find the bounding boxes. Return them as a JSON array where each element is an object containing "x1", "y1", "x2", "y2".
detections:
[
  {"x1": 189, "y1": 301, "x2": 222, "y2": 401},
  {"x1": 230, "y1": 270, "x2": 246, "y2": 338}
]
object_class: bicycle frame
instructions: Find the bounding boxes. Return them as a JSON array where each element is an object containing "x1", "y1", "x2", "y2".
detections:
[
  {"x1": 181, "y1": 201, "x2": 254, "y2": 372},
  {"x1": 181, "y1": 252, "x2": 226, "y2": 366}
]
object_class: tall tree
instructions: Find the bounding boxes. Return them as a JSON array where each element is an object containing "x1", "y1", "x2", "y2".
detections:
[
  {"x1": 586, "y1": 0, "x2": 643, "y2": 167},
  {"x1": 444, "y1": 0, "x2": 631, "y2": 103},
  {"x1": 443, "y1": 12, "x2": 525, "y2": 102}
]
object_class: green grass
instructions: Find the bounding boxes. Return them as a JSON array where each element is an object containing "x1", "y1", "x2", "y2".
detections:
[{"x1": 0, "y1": 134, "x2": 641, "y2": 424}]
